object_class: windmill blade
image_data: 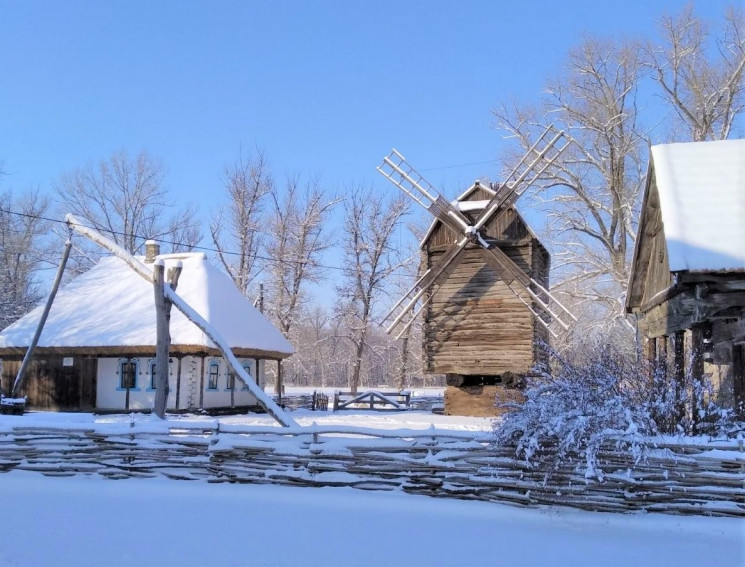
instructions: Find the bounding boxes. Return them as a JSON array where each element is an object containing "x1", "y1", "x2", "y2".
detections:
[
  {"x1": 470, "y1": 126, "x2": 570, "y2": 235},
  {"x1": 478, "y1": 246, "x2": 576, "y2": 332},
  {"x1": 502, "y1": 125, "x2": 570, "y2": 197},
  {"x1": 383, "y1": 236, "x2": 470, "y2": 335},
  {"x1": 378, "y1": 149, "x2": 472, "y2": 234}
]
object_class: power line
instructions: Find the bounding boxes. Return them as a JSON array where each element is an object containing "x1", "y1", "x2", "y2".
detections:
[
  {"x1": 421, "y1": 158, "x2": 499, "y2": 172},
  {"x1": 0, "y1": 207, "x2": 414, "y2": 274}
]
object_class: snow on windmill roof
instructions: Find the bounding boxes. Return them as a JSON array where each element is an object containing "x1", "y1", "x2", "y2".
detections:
[
  {"x1": 0, "y1": 253, "x2": 293, "y2": 358},
  {"x1": 419, "y1": 180, "x2": 542, "y2": 248},
  {"x1": 651, "y1": 138, "x2": 745, "y2": 272}
]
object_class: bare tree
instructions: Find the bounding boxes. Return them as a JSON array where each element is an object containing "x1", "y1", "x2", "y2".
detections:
[
  {"x1": 266, "y1": 175, "x2": 338, "y2": 336},
  {"x1": 646, "y1": 5, "x2": 745, "y2": 141},
  {"x1": 56, "y1": 150, "x2": 201, "y2": 258},
  {"x1": 0, "y1": 189, "x2": 52, "y2": 328},
  {"x1": 493, "y1": 38, "x2": 646, "y2": 337},
  {"x1": 337, "y1": 189, "x2": 409, "y2": 394},
  {"x1": 210, "y1": 150, "x2": 272, "y2": 295}
]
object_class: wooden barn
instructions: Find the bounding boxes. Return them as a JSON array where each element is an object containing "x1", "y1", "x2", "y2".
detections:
[
  {"x1": 0, "y1": 242, "x2": 293, "y2": 412},
  {"x1": 626, "y1": 139, "x2": 745, "y2": 411},
  {"x1": 420, "y1": 181, "x2": 551, "y2": 416}
]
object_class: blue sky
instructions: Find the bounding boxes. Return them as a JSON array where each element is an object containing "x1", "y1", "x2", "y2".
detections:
[{"x1": 0, "y1": 0, "x2": 737, "y2": 283}]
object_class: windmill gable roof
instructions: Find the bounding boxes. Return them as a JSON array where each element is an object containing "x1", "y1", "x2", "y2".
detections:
[
  {"x1": 419, "y1": 181, "x2": 543, "y2": 249},
  {"x1": 650, "y1": 138, "x2": 745, "y2": 272},
  {"x1": 0, "y1": 253, "x2": 293, "y2": 358}
]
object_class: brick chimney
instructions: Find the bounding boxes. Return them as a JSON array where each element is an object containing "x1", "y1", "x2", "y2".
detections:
[{"x1": 144, "y1": 240, "x2": 160, "y2": 263}]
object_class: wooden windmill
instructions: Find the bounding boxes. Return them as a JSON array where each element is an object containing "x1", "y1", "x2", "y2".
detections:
[{"x1": 377, "y1": 127, "x2": 576, "y2": 416}]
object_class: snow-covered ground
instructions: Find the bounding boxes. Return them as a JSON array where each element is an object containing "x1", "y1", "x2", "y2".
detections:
[
  {"x1": 0, "y1": 403, "x2": 742, "y2": 566},
  {"x1": 0, "y1": 472, "x2": 741, "y2": 567}
]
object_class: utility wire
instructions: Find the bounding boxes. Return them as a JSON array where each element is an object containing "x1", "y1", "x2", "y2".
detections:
[{"x1": 0, "y1": 207, "x2": 415, "y2": 274}]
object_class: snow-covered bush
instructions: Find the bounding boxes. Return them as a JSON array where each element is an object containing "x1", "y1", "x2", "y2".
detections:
[
  {"x1": 493, "y1": 343, "x2": 655, "y2": 480},
  {"x1": 493, "y1": 341, "x2": 743, "y2": 479}
]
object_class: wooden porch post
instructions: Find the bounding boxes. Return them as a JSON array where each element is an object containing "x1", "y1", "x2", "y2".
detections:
[
  {"x1": 276, "y1": 360, "x2": 283, "y2": 402},
  {"x1": 199, "y1": 356, "x2": 205, "y2": 409},
  {"x1": 645, "y1": 337, "x2": 657, "y2": 384},
  {"x1": 732, "y1": 344, "x2": 744, "y2": 415},
  {"x1": 175, "y1": 356, "x2": 182, "y2": 410},
  {"x1": 673, "y1": 331, "x2": 686, "y2": 422},
  {"x1": 691, "y1": 325, "x2": 705, "y2": 430},
  {"x1": 658, "y1": 335, "x2": 669, "y2": 381}
]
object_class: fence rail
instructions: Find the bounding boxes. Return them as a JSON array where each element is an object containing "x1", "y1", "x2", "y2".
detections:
[{"x1": 0, "y1": 421, "x2": 742, "y2": 517}]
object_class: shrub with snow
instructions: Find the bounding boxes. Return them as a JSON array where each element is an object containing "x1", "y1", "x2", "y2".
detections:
[
  {"x1": 492, "y1": 341, "x2": 742, "y2": 479},
  {"x1": 493, "y1": 344, "x2": 654, "y2": 479}
]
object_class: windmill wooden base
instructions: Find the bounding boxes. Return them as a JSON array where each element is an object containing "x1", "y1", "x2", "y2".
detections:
[{"x1": 443, "y1": 375, "x2": 525, "y2": 417}]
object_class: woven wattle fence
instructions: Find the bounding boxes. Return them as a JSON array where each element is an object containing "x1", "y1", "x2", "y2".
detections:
[{"x1": 0, "y1": 421, "x2": 742, "y2": 517}]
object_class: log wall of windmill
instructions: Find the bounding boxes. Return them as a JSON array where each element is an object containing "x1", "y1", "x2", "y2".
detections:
[{"x1": 422, "y1": 205, "x2": 549, "y2": 377}]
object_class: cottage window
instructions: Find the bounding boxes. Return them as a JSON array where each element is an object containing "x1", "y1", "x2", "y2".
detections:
[
  {"x1": 227, "y1": 372, "x2": 235, "y2": 391},
  {"x1": 241, "y1": 362, "x2": 253, "y2": 390},
  {"x1": 119, "y1": 360, "x2": 138, "y2": 390},
  {"x1": 207, "y1": 362, "x2": 219, "y2": 390},
  {"x1": 149, "y1": 360, "x2": 157, "y2": 389}
]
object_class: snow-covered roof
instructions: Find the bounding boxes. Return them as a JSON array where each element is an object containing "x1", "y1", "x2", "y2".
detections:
[
  {"x1": 0, "y1": 253, "x2": 293, "y2": 358},
  {"x1": 651, "y1": 139, "x2": 745, "y2": 272}
]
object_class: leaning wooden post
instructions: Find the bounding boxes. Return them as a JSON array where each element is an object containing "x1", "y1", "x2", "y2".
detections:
[{"x1": 12, "y1": 238, "x2": 73, "y2": 397}]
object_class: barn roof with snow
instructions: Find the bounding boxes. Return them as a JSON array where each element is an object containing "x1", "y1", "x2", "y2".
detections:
[
  {"x1": 0, "y1": 252, "x2": 293, "y2": 359},
  {"x1": 626, "y1": 138, "x2": 745, "y2": 340},
  {"x1": 627, "y1": 138, "x2": 745, "y2": 313},
  {"x1": 641, "y1": 138, "x2": 745, "y2": 273}
]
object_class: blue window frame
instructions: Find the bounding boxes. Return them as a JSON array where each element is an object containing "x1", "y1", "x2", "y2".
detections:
[
  {"x1": 118, "y1": 359, "x2": 139, "y2": 390},
  {"x1": 207, "y1": 361, "x2": 219, "y2": 390},
  {"x1": 148, "y1": 360, "x2": 157, "y2": 390},
  {"x1": 241, "y1": 361, "x2": 253, "y2": 390}
]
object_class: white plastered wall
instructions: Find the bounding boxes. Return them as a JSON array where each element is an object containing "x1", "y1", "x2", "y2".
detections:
[{"x1": 96, "y1": 355, "x2": 263, "y2": 410}]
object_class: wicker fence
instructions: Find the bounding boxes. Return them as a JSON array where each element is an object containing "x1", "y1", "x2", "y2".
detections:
[{"x1": 0, "y1": 420, "x2": 742, "y2": 517}]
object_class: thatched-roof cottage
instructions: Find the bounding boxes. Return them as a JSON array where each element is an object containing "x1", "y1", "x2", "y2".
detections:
[{"x1": 0, "y1": 245, "x2": 293, "y2": 411}]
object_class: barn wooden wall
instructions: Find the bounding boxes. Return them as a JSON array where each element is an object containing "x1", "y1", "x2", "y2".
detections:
[{"x1": 1, "y1": 356, "x2": 97, "y2": 411}]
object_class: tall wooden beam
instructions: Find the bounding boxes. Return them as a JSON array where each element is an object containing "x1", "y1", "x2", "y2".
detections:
[{"x1": 153, "y1": 260, "x2": 170, "y2": 419}]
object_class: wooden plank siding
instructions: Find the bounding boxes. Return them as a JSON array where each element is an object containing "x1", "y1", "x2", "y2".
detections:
[
  {"x1": 421, "y1": 189, "x2": 549, "y2": 377},
  {"x1": 1, "y1": 356, "x2": 97, "y2": 411}
]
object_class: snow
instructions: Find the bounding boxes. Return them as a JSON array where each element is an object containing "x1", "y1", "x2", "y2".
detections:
[
  {"x1": 0, "y1": 252, "x2": 293, "y2": 355},
  {"x1": 651, "y1": 139, "x2": 745, "y2": 272},
  {"x1": 455, "y1": 199, "x2": 491, "y2": 213},
  {"x1": 0, "y1": 472, "x2": 741, "y2": 567},
  {"x1": 0, "y1": 406, "x2": 742, "y2": 565}
]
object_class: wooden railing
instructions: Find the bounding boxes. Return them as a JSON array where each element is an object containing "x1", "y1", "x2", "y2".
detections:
[{"x1": 0, "y1": 421, "x2": 742, "y2": 517}]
